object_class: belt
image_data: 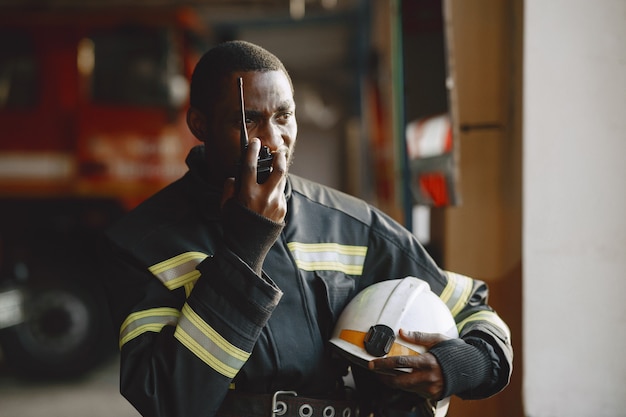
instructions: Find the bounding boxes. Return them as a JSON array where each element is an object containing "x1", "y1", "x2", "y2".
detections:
[{"x1": 217, "y1": 390, "x2": 359, "y2": 417}]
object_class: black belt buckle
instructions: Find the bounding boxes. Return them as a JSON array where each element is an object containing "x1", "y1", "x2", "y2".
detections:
[{"x1": 272, "y1": 390, "x2": 298, "y2": 417}]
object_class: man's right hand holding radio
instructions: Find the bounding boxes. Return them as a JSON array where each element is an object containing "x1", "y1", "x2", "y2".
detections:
[{"x1": 223, "y1": 137, "x2": 288, "y2": 224}]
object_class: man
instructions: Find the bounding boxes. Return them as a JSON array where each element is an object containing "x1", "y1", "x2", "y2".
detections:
[{"x1": 100, "y1": 40, "x2": 512, "y2": 417}]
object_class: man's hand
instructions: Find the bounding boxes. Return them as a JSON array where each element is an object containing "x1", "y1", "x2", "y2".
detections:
[
  {"x1": 221, "y1": 138, "x2": 288, "y2": 223},
  {"x1": 368, "y1": 329, "x2": 451, "y2": 400}
]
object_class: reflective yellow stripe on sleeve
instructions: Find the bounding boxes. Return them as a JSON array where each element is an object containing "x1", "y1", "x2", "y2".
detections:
[
  {"x1": 149, "y1": 251, "x2": 209, "y2": 297},
  {"x1": 456, "y1": 310, "x2": 512, "y2": 342},
  {"x1": 119, "y1": 307, "x2": 181, "y2": 349},
  {"x1": 174, "y1": 303, "x2": 250, "y2": 379},
  {"x1": 439, "y1": 271, "x2": 475, "y2": 317},
  {"x1": 439, "y1": 271, "x2": 511, "y2": 342},
  {"x1": 287, "y1": 242, "x2": 368, "y2": 276}
]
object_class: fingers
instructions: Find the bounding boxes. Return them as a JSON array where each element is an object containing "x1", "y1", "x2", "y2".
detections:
[
  {"x1": 368, "y1": 352, "x2": 444, "y2": 400},
  {"x1": 367, "y1": 330, "x2": 447, "y2": 373},
  {"x1": 398, "y1": 329, "x2": 450, "y2": 349},
  {"x1": 234, "y1": 138, "x2": 288, "y2": 223},
  {"x1": 368, "y1": 352, "x2": 419, "y2": 373},
  {"x1": 240, "y1": 138, "x2": 288, "y2": 186},
  {"x1": 266, "y1": 145, "x2": 288, "y2": 186}
]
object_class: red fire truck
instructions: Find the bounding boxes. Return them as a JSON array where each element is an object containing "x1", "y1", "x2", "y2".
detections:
[{"x1": 0, "y1": 7, "x2": 206, "y2": 377}]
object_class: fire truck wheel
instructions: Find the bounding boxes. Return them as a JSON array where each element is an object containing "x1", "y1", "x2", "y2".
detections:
[{"x1": 0, "y1": 284, "x2": 114, "y2": 379}]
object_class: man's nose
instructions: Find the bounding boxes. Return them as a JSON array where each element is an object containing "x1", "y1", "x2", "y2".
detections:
[{"x1": 256, "y1": 122, "x2": 284, "y2": 150}]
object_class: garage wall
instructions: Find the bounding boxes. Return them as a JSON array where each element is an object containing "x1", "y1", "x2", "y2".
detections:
[{"x1": 523, "y1": 1, "x2": 626, "y2": 415}]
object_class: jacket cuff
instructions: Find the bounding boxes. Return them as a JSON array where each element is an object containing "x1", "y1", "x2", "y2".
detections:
[
  {"x1": 222, "y1": 199, "x2": 284, "y2": 275},
  {"x1": 428, "y1": 338, "x2": 493, "y2": 398}
]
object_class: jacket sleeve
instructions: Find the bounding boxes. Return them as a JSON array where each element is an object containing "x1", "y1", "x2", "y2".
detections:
[
  {"x1": 427, "y1": 271, "x2": 512, "y2": 399},
  {"x1": 100, "y1": 238, "x2": 282, "y2": 417}
]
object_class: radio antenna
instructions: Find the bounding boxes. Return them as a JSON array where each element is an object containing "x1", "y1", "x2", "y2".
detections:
[{"x1": 238, "y1": 77, "x2": 249, "y2": 153}]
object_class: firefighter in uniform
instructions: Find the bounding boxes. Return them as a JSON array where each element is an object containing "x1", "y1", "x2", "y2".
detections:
[{"x1": 100, "y1": 41, "x2": 513, "y2": 417}]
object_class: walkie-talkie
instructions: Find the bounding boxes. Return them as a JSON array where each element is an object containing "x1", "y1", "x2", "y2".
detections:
[{"x1": 237, "y1": 77, "x2": 273, "y2": 184}]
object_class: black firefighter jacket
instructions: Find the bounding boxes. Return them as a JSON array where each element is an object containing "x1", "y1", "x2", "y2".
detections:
[{"x1": 100, "y1": 146, "x2": 513, "y2": 417}]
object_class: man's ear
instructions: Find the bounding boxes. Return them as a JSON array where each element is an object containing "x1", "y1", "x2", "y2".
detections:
[{"x1": 187, "y1": 107, "x2": 208, "y2": 141}]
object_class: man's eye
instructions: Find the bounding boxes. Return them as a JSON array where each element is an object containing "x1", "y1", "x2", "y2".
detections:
[{"x1": 276, "y1": 112, "x2": 293, "y2": 123}]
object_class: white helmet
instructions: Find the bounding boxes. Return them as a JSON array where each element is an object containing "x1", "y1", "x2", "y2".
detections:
[{"x1": 329, "y1": 277, "x2": 458, "y2": 417}]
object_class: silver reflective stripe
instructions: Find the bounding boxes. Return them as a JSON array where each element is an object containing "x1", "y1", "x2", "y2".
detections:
[
  {"x1": 148, "y1": 252, "x2": 209, "y2": 296},
  {"x1": 174, "y1": 303, "x2": 250, "y2": 378},
  {"x1": 119, "y1": 307, "x2": 180, "y2": 348},
  {"x1": 456, "y1": 310, "x2": 512, "y2": 342},
  {"x1": 287, "y1": 242, "x2": 367, "y2": 276}
]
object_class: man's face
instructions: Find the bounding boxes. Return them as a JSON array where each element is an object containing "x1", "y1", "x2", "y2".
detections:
[{"x1": 203, "y1": 70, "x2": 297, "y2": 182}]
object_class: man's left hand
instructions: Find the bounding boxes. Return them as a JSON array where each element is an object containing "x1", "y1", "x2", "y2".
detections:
[{"x1": 367, "y1": 329, "x2": 450, "y2": 400}]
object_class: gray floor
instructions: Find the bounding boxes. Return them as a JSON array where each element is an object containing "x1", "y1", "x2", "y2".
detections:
[{"x1": 0, "y1": 355, "x2": 141, "y2": 417}]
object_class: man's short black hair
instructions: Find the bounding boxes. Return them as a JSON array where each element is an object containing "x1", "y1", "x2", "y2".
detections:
[{"x1": 189, "y1": 40, "x2": 293, "y2": 115}]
